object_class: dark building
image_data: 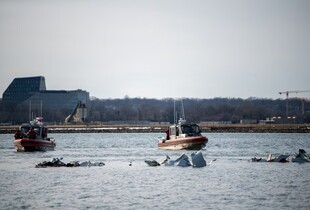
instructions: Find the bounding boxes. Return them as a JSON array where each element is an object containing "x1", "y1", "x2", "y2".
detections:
[
  {"x1": 2, "y1": 76, "x2": 89, "y2": 111},
  {"x1": 3, "y1": 76, "x2": 46, "y2": 106}
]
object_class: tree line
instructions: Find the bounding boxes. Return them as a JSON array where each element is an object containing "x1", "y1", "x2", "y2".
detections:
[{"x1": 0, "y1": 97, "x2": 309, "y2": 124}]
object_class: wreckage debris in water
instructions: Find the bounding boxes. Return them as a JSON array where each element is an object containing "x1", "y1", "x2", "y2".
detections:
[
  {"x1": 36, "y1": 157, "x2": 105, "y2": 168},
  {"x1": 251, "y1": 154, "x2": 290, "y2": 163},
  {"x1": 251, "y1": 149, "x2": 310, "y2": 163},
  {"x1": 145, "y1": 151, "x2": 208, "y2": 168},
  {"x1": 292, "y1": 149, "x2": 310, "y2": 163}
]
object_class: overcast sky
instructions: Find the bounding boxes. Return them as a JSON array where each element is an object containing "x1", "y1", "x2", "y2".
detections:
[{"x1": 1, "y1": 0, "x2": 310, "y2": 99}]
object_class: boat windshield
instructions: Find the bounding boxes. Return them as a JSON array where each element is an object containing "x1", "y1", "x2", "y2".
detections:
[
  {"x1": 20, "y1": 126, "x2": 41, "y2": 136},
  {"x1": 181, "y1": 124, "x2": 201, "y2": 136},
  {"x1": 21, "y1": 126, "x2": 30, "y2": 134}
]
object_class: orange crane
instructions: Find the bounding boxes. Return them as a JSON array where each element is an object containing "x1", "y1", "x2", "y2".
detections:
[{"x1": 279, "y1": 90, "x2": 310, "y2": 116}]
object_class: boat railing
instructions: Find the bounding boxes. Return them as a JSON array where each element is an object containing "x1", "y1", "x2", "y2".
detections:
[{"x1": 179, "y1": 134, "x2": 187, "y2": 138}]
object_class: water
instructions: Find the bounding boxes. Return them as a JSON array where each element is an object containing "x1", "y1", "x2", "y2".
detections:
[{"x1": 1, "y1": 133, "x2": 310, "y2": 209}]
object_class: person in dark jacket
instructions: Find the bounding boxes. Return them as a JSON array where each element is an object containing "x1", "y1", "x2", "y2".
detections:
[
  {"x1": 27, "y1": 128, "x2": 37, "y2": 139},
  {"x1": 165, "y1": 129, "x2": 170, "y2": 140},
  {"x1": 14, "y1": 129, "x2": 23, "y2": 139}
]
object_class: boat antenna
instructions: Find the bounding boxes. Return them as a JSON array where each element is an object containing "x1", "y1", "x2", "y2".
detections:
[
  {"x1": 40, "y1": 100, "x2": 42, "y2": 117},
  {"x1": 181, "y1": 99, "x2": 185, "y2": 120},
  {"x1": 29, "y1": 100, "x2": 31, "y2": 121},
  {"x1": 174, "y1": 99, "x2": 176, "y2": 124}
]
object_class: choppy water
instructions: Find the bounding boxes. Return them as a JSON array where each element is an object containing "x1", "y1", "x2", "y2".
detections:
[{"x1": 1, "y1": 133, "x2": 310, "y2": 209}]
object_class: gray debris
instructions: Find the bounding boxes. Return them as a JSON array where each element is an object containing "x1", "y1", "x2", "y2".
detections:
[
  {"x1": 191, "y1": 151, "x2": 207, "y2": 167},
  {"x1": 144, "y1": 160, "x2": 161, "y2": 166},
  {"x1": 292, "y1": 149, "x2": 310, "y2": 163},
  {"x1": 36, "y1": 158, "x2": 105, "y2": 168},
  {"x1": 145, "y1": 152, "x2": 208, "y2": 167},
  {"x1": 164, "y1": 154, "x2": 191, "y2": 167}
]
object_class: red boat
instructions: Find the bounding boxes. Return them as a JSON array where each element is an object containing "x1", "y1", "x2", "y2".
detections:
[
  {"x1": 14, "y1": 117, "x2": 56, "y2": 152},
  {"x1": 158, "y1": 119, "x2": 208, "y2": 150}
]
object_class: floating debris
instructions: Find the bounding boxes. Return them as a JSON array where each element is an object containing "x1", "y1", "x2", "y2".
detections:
[
  {"x1": 267, "y1": 154, "x2": 290, "y2": 162},
  {"x1": 251, "y1": 157, "x2": 267, "y2": 162},
  {"x1": 251, "y1": 149, "x2": 310, "y2": 163},
  {"x1": 36, "y1": 158, "x2": 105, "y2": 168},
  {"x1": 145, "y1": 151, "x2": 208, "y2": 167},
  {"x1": 144, "y1": 160, "x2": 160, "y2": 166},
  {"x1": 251, "y1": 154, "x2": 289, "y2": 162},
  {"x1": 292, "y1": 149, "x2": 310, "y2": 163},
  {"x1": 191, "y1": 151, "x2": 207, "y2": 167},
  {"x1": 208, "y1": 159, "x2": 217, "y2": 165},
  {"x1": 165, "y1": 154, "x2": 192, "y2": 167},
  {"x1": 145, "y1": 155, "x2": 170, "y2": 167}
]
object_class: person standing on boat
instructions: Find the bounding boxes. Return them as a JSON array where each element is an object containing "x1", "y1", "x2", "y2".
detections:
[
  {"x1": 42, "y1": 128, "x2": 47, "y2": 139},
  {"x1": 14, "y1": 129, "x2": 23, "y2": 139},
  {"x1": 165, "y1": 129, "x2": 170, "y2": 140},
  {"x1": 27, "y1": 128, "x2": 37, "y2": 139}
]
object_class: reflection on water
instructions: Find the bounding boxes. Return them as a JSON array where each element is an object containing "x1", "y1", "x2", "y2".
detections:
[{"x1": 1, "y1": 133, "x2": 310, "y2": 209}]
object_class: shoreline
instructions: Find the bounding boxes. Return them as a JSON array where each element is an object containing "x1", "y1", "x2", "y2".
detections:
[{"x1": 1, "y1": 124, "x2": 310, "y2": 134}]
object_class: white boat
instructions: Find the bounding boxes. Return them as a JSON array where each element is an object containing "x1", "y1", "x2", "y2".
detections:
[
  {"x1": 158, "y1": 100, "x2": 208, "y2": 150},
  {"x1": 158, "y1": 118, "x2": 208, "y2": 150}
]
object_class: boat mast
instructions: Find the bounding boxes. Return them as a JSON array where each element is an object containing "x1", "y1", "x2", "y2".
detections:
[
  {"x1": 29, "y1": 101, "x2": 31, "y2": 121},
  {"x1": 181, "y1": 99, "x2": 185, "y2": 120},
  {"x1": 174, "y1": 99, "x2": 176, "y2": 124},
  {"x1": 40, "y1": 100, "x2": 42, "y2": 117}
]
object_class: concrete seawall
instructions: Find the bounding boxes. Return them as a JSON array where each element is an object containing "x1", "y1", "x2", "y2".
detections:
[
  {"x1": 200, "y1": 124, "x2": 310, "y2": 133},
  {"x1": 1, "y1": 124, "x2": 310, "y2": 134}
]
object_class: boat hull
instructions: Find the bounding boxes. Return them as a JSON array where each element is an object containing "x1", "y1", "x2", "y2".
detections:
[
  {"x1": 14, "y1": 138, "x2": 56, "y2": 152},
  {"x1": 158, "y1": 136, "x2": 208, "y2": 150}
]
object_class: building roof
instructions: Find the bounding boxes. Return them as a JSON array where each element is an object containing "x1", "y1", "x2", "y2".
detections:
[{"x1": 2, "y1": 76, "x2": 89, "y2": 110}]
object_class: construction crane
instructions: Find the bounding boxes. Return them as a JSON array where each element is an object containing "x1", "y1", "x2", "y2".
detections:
[{"x1": 279, "y1": 90, "x2": 310, "y2": 116}]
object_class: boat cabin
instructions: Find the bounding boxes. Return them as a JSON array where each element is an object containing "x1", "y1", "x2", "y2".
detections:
[
  {"x1": 19, "y1": 124, "x2": 47, "y2": 140},
  {"x1": 168, "y1": 119, "x2": 202, "y2": 140}
]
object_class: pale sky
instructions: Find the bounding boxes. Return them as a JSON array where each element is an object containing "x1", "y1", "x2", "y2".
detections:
[{"x1": 1, "y1": 0, "x2": 310, "y2": 99}]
